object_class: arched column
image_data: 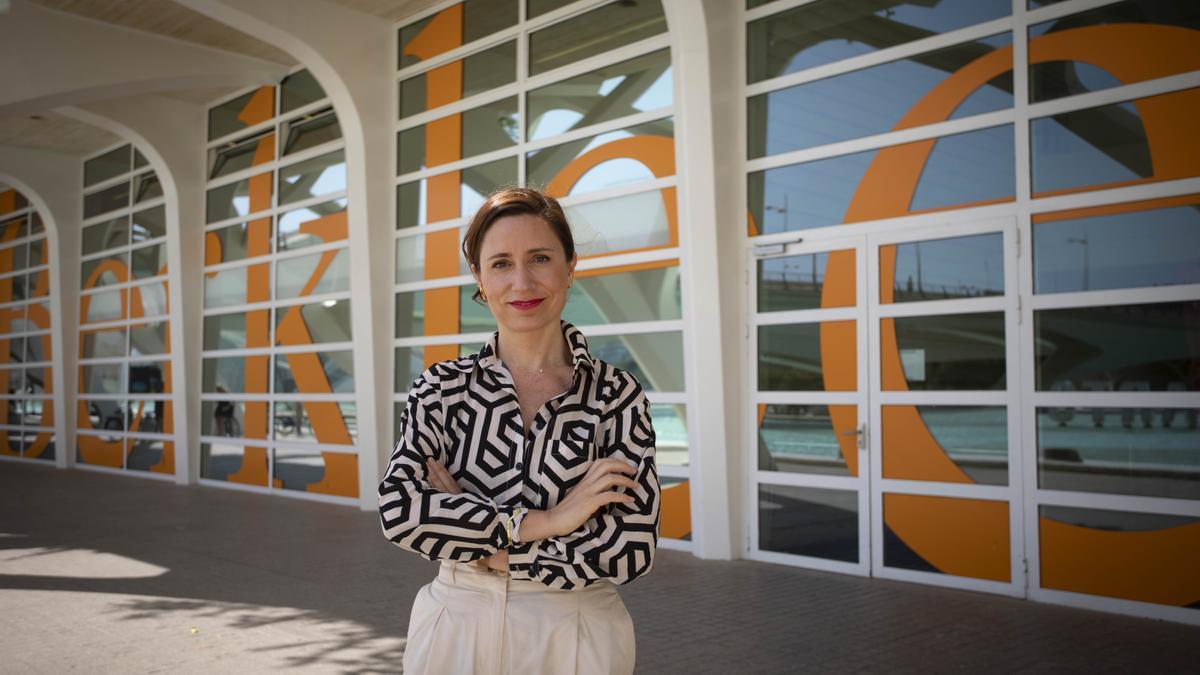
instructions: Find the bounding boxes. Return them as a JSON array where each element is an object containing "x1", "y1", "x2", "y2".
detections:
[
  {"x1": 175, "y1": 0, "x2": 395, "y2": 510},
  {"x1": 0, "y1": 147, "x2": 83, "y2": 470},
  {"x1": 60, "y1": 95, "x2": 207, "y2": 485}
]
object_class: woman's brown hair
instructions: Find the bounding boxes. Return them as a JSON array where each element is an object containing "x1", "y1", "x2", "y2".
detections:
[{"x1": 461, "y1": 187, "x2": 576, "y2": 305}]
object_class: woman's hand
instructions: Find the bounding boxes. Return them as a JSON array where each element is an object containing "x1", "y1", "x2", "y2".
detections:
[
  {"x1": 426, "y1": 458, "x2": 508, "y2": 572},
  {"x1": 544, "y1": 458, "x2": 638, "y2": 537},
  {"x1": 425, "y1": 457, "x2": 461, "y2": 495}
]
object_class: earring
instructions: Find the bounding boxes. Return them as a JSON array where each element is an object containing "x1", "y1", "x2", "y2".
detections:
[{"x1": 478, "y1": 286, "x2": 487, "y2": 302}]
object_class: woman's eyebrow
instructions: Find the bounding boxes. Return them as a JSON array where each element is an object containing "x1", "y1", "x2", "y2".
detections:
[{"x1": 487, "y1": 247, "x2": 553, "y2": 260}]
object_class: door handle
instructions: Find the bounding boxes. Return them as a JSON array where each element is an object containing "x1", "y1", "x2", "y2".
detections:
[{"x1": 840, "y1": 423, "x2": 867, "y2": 450}]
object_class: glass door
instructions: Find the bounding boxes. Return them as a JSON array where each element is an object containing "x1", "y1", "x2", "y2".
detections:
[
  {"x1": 866, "y1": 218, "x2": 1024, "y2": 596},
  {"x1": 748, "y1": 236, "x2": 870, "y2": 575}
]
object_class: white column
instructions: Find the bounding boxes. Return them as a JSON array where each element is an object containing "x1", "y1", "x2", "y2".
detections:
[
  {"x1": 662, "y1": 0, "x2": 747, "y2": 559},
  {"x1": 62, "y1": 95, "x2": 208, "y2": 484},
  {"x1": 177, "y1": 0, "x2": 396, "y2": 510},
  {"x1": 0, "y1": 146, "x2": 83, "y2": 470}
]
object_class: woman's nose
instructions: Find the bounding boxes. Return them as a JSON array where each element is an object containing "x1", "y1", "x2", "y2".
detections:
[{"x1": 511, "y1": 263, "x2": 535, "y2": 290}]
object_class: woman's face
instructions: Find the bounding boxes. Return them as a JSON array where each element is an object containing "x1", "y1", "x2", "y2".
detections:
[{"x1": 473, "y1": 213, "x2": 576, "y2": 334}]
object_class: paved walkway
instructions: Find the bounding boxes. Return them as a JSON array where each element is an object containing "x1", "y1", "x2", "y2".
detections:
[{"x1": 1, "y1": 462, "x2": 1197, "y2": 673}]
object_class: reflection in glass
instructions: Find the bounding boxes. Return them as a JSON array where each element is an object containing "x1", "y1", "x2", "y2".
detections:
[
  {"x1": 278, "y1": 198, "x2": 348, "y2": 251},
  {"x1": 527, "y1": 118, "x2": 673, "y2": 197},
  {"x1": 758, "y1": 322, "x2": 854, "y2": 391},
  {"x1": 202, "y1": 400, "x2": 256, "y2": 438},
  {"x1": 529, "y1": 0, "x2": 666, "y2": 76},
  {"x1": 563, "y1": 266, "x2": 681, "y2": 326},
  {"x1": 1038, "y1": 407, "x2": 1199, "y2": 500},
  {"x1": 885, "y1": 313, "x2": 1006, "y2": 390},
  {"x1": 208, "y1": 131, "x2": 273, "y2": 179},
  {"x1": 912, "y1": 125, "x2": 1015, "y2": 211},
  {"x1": 206, "y1": 173, "x2": 272, "y2": 223},
  {"x1": 746, "y1": 0, "x2": 1011, "y2": 83},
  {"x1": 209, "y1": 87, "x2": 274, "y2": 140},
  {"x1": 397, "y1": 0, "x2": 518, "y2": 69},
  {"x1": 566, "y1": 190, "x2": 673, "y2": 256},
  {"x1": 129, "y1": 322, "x2": 167, "y2": 356},
  {"x1": 128, "y1": 400, "x2": 169, "y2": 435},
  {"x1": 748, "y1": 34, "x2": 1012, "y2": 157},
  {"x1": 203, "y1": 312, "x2": 247, "y2": 351},
  {"x1": 277, "y1": 300, "x2": 352, "y2": 344},
  {"x1": 273, "y1": 402, "x2": 357, "y2": 445},
  {"x1": 274, "y1": 445, "x2": 325, "y2": 491},
  {"x1": 589, "y1": 332, "x2": 685, "y2": 392},
  {"x1": 83, "y1": 289, "x2": 125, "y2": 324},
  {"x1": 1033, "y1": 201, "x2": 1200, "y2": 294},
  {"x1": 81, "y1": 364, "x2": 124, "y2": 394},
  {"x1": 81, "y1": 252, "x2": 127, "y2": 288},
  {"x1": 400, "y1": 40, "x2": 517, "y2": 119},
  {"x1": 202, "y1": 356, "x2": 267, "y2": 393},
  {"x1": 131, "y1": 206, "x2": 166, "y2": 242},
  {"x1": 207, "y1": 222, "x2": 255, "y2": 264},
  {"x1": 82, "y1": 399, "x2": 125, "y2": 431},
  {"x1": 758, "y1": 251, "x2": 846, "y2": 312},
  {"x1": 887, "y1": 233, "x2": 1004, "y2": 302},
  {"x1": 396, "y1": 157, "x2": 517, "y2": 229},
  {"x1": 759, "y1": 484, "x2": 858, "y2": 562},
  {"x1": 283, "y1": 109, "x2": 341, "y2": 155},
  {"x1": 274, "y1": 351, "x2": 354, "y2": 394},
  {"x1": 81, "y1": 327, "x2": 126, "y2": 360},
  {"x1": 201, "y1": 442, "x2": 265, "y2": 484},
  {"x1": 276, "y1": 249, "x2": 350, "y2": 299},
  {"x1": 135, "y1": 282, "x2": 168, "y2": 318},
  {"x1": 758, "y1": 404, "x2": 852, "y2": 476},
  {"x1": 84, "y1": 183, "x2": 129, "y2": 219},
  {"x1": 1041, "y1": 505, "x2": 1196, "y2": 531},
  {"x1": 126, "y1": 438, "x2": 165, "y2": 471},
  {"x1": 278, "y1": 150, "x2": 346, "y2": 205},
  {"x1": 650, "y1": 404, "x2": 688, "y2": 467},
  {"x1": 1029, "y1": 1, "x2": 1200, "y2": 103},
  {"x1": 133, "y1": 172, "x2": 162, "y2": 204},
  {"x1": 394, "y1": 346, "x2": 427, "y2": 393},
  {"x1": 749, "y1": 125, "x2": 1014, "y2": 234},
  {"x1": 82, "y1": 216, "x2": 128, "y2": 255},
  {"x1": 281, "y1": 69, "x2": 326, "y2": 113},
  {"x1": 883, "y1": 405, "x2": 1008, "y2": 484},
  {"x1": 397, "y1": 98, "x2": 519, "y2": 175},
  {"x1": 84, "y1": 145, "x2": 130, "y2": 186},
  {"x1": 203, "y1": 264, "x2": 261, "y2": 309},
  {"x1": 528, "y1": 49, "x2": 672, "y2": 142},
  {"x1": 128, "y1": 361, "x2": 166, "y2": 394},
  {"x1": 131, "y1": 243, "x2": 167, "y2": 279},
  {"x1": 1035, "y1": 301, "x2": 1200, "y2": 392}
]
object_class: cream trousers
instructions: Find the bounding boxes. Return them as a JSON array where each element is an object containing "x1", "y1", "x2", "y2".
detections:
[{"x1": 402, "y1": 560, "x2": 636, "y2": 674}]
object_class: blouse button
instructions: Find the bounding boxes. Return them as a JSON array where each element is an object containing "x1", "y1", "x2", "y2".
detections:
[{"x1": 516, "y1": 462, "x2": 524, "y2": 470}]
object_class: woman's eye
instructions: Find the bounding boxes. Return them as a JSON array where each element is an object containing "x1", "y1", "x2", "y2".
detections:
[
  {"x1": 492, "y1": 260, "x2": 509, "y2": 269},
  {"x1": 533, "y1": 255, "x2": 550, "y2": 263}
]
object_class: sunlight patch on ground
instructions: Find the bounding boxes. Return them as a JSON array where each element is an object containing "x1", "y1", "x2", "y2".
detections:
[{"x1": 0, "y1": 547, "x2": 169, "y2": 579}]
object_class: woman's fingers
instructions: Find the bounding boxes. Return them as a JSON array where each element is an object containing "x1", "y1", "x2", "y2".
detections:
[{"x1": 425, "y1": 458, "x2": 463, "y2": 495}]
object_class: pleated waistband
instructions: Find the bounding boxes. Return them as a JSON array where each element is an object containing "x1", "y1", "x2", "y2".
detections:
[{"x1": 437, "y1": 560, "x2": 614, "y2": 597}]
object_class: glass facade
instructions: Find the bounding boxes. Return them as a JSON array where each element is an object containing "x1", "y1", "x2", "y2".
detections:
[
  {"x1": 0, "y1": 189, "x2": 54, "y2": 462},
  {"x1": 747, "y1": 0, "x2": 1200, "y2": 615},
  {"x1": 200, "y1": 71, "x2": 358, "y2": 500},
  {"x1": 77, "y1": 145, "x2": 172, "y2": 474},
  {"x1": 394, "y1": 0, "x2": 690, "y2": 541}
]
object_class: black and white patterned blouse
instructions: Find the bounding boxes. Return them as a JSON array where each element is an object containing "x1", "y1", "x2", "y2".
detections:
[{"x1": 378, "y1": 321, "x2": 660, "y2": 589}]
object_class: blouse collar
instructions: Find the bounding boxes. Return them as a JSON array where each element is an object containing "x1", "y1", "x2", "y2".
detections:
[{"x1": 476, "y1": 320, "x2": 595, "y2": 376}]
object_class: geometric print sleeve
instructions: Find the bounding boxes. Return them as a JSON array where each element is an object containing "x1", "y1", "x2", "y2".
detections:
[
  {"x1": 377, "y1": 371, "x2": 517, "y2": 562},
  {"x1": 512, "y1": 376, "x2": 660, "y2": 588}
]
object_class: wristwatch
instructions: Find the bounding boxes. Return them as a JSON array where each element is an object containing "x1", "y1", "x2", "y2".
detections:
[{"x1": 505, "y1": 506, "x2": 529, "y2": 547}]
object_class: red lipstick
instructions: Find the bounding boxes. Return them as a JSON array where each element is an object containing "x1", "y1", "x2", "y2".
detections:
[{"x1": 509, "y1": 298, "x2": 544, "y2": 311}]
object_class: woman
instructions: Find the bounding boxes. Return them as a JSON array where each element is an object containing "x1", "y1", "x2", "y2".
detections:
[{"x1": 378, "y1": 187, "x2": 660, "y2": 674}]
